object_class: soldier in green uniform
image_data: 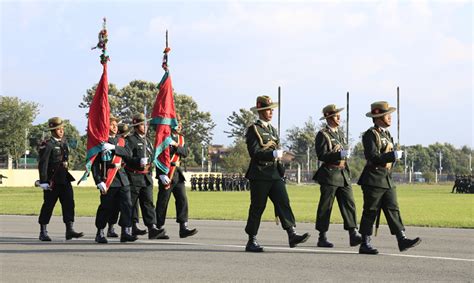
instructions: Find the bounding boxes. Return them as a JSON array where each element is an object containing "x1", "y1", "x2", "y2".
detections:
[
  {"x1": 244, "y1": 95, "x2": 310, "y2": 252},
  {"x1": 92, "y1": 116, "x2": 136, "y2": 243},
  {"x1": 124, "y1": 113, "x2": 164, "y2": 239},
  {"x1": 37, "y1": 117, "x2": 84, "y2": 241},
  {"x1": 313, "y1": 105, "x2": 362, "y2": 248},
  {"x1": 358, "y1": 101, "x2": 421, "y2": 254}
]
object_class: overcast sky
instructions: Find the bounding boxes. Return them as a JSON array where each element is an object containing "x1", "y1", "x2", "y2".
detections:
[{"x1": 1, "y1": 0, "x2": 472, "y2": 148}]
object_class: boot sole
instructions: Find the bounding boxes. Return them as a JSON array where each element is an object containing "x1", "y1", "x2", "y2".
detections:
[
  {"x1": 66, "y1": 233, "x2": 84, "y2": 240},
  {"x1": 399, "y1": 238, "x2": 422, "y2": 252},
  {"x1": 359, "y1": 249, "x2": 379, "y2": 255},
  {"x1": 245, "y1": 247, "x2": 264, "y2": 252},
  {"x1": 179, "y1": 230, "x2": 198, "y2": 238}
]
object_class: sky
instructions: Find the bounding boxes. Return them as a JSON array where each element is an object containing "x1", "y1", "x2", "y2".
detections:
[{"x1": 1, "y1": 0, "x2": 472, "y2": 148}]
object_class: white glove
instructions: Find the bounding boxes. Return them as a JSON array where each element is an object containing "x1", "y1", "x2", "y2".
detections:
[
  {"x1": 341, "y1": 149, "x2": 352, "y2": 159},
  {"x1": 39, "y1": 183, "x2": 51, "y2": 191},
  {"x1": 140, "y1": 157, "x2": 149, "y2": 166},
  {"x1": 102, "y1": 143, "x2": 115, "y2": 152},
  {"x1": 394, "y1": 150, "x2": 404, "y2": 160},
  {"x1": 97, "y1": 182, "x2": 107, "y2": 194},
  {"x1": 273, "y1": 149, "x2": 283, "y2": 159},
  {"x1": 159, "y1": 175, "x2": 171, "y2": 185},
  {"x1": 170, "y1": 140, "x2": 178, "y2": 147}
]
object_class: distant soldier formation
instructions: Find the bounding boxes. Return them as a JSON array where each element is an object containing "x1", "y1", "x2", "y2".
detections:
[
  {"x1": 190, "y1": 174, "x2": 249, "y2": 191},
  {"x1": 452, "y1": 175, "x2": 473, "y2": 194}
]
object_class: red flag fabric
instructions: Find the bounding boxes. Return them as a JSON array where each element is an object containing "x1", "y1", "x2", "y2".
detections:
[
  {"x1": 79, "y1": 63, "x2": 110, "y2": 183},
  {"x1": 151, "y1": 71, "x2": 178, "y2": 174}
]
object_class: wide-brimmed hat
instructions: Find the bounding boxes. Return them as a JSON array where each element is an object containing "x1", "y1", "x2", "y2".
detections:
[
  {"x1": 132, "y1": 113, "x2": 145, "y2": 125},
  {"x1": 319, "y1": 104, "x2": 344, "y2": 121},
  {"x1": 47, "y1": 117, "x2": 64, "y2": 130},
  {"x1": 117, "y1": 123, "x2": 130, "y2": 137},
  {"x1": 366, "y1": 101, "x2": 396, "y2": 118},
  {"x1": 250, "y1": 95, "x2": 279, "y2": 112},
  {"x1": 109, "y1": 115, "x2": 120, "y2": 123}
]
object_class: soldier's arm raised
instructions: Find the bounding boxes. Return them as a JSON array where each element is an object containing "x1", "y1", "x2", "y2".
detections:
[
  {"x1": 315, "y1": 132, "x2": 341, "y2": 163},
  {"x1": 363, "y1": 131, "x2": 396, "y2": 164},
  {"x1": 246, "y1": 127, "x2": 274, "y2": 161}
]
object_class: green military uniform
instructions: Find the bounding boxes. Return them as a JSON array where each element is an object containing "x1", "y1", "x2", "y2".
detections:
[
  {"x1": 244, "y1": 95, "x2": 309, "y2": 252},
  {"x1": 357, "y1": 125, "x2": 404, "y2": 235},
  {"x1": 358, "y1": 101, "x2": 420, "y2": 254},
  {"x1": 313, "y1": 126, "x2": 358, "y2": 231}
]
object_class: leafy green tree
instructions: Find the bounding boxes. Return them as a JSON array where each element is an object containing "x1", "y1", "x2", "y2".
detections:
[
  {"x1": 220, "y1": 139, "x2": 250, "y2": 173},
  {"x1": 0, "y1": 96, "x2": 39, "y2": 168},
  {"x1": 225, "y1": 109, "x2": 257, "y2": 140},
  {"x1": 285, "y1": 117, "x2": 320, "y2": 167}
]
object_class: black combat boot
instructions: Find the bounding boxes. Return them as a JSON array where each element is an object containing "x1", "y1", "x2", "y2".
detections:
[
  {"x1": 120, "y1": 226, "x2": 138, "y2": 243},
  {"x1": 65, "y1": 222, "x2": 84, "y2": 240},
  {"x1": 156, "y1": 226, "x2": 170, "y2": 239},
  {"x1": 95, "y1": 229, "x2": 108, "y2": 244},
  {"x1": 396, "y1": 231, "x2": 421, "y2": 252},
  {"x1": 132, "y1": 222, "x2": 147, "y2": 236},
  {"x1": 359, "y1": 235, "x2": 378, "y2": 255},
  {"x1": 107, "y1": 224, "x2": 118, "y2": 238},
  {"x1": 148, "y1": 224, "x2": 166, "y2": 239},
  {"x1": 245, "y1": 235, "x2": 263, "y2": 252},
  {"x1": 287, "y1": 227, "x2": 310, "y2": 248},
  {"x1": 39, "y1": 224, "x2": 51, "y2": 242},
  {"x1": 349, "y1": 228, "x2": 362, "y2": 247},
  {"x1": 317, "y1": 232, "x2": 334, "y2": 248},
  {"x1": 179, "y1": 222, "x2": 198, "y2": 238}
]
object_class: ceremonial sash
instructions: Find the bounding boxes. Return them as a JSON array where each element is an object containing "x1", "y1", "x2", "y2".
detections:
[
  {"x1": 104, "y1": 137, "x2": 125, "y2": 192},
  {"x1": 166, "y1": 134, "x2": 184, "y2": 189}
]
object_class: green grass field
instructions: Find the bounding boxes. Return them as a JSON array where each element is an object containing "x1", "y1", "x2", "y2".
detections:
[{"x1": 0, "y1": 184, "x2": 472, "y2": 228}]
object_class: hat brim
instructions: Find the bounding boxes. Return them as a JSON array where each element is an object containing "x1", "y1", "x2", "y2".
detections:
[
  {"x1": 250, "y1": 103, "x2": 279, "y2": 113},
  {"x1": 365, "y1": 107, "x2": 396, "y2": 118},
  {"x1": 47, "y1": 122, "x2": 64, "y2": 131},
  {"x1": 319, "y1": 107, "x2": 345, "y2": 121}
]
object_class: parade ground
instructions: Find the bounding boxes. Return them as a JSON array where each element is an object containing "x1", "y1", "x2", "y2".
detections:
[{"x1": 1, "y1": 215, "x2": 472, "y2": 282}]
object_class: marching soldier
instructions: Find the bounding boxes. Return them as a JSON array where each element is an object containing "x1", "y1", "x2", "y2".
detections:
[
  {"x1": 244, "y1": 95, "x2": 310, "y2": 252},
  {"x1": 313, "y1": 104, "x2": 362, "y2": 248},
  {"x1": 203, "y1": 174, "x2": 209, "y2": 191},
  {"x1": 215, "y1": 174, "x2": 221, "y2": 191},
  {"x1": 358, "y1": 101, "x2": 421, "y2": 254},
  {"x1": 37, "y1": 117, "x2": 83, "y2": 241},
  {"x1": 191, "y1": 174, "x2": 197, "y2": 191},
  {"x1": 197, "y1": 174, "x2": 203, "y2": 191},
  {"x1": 106, "y1": 123, "x2": 131, "y2": 238},
  {"x1": 93, "y1": 116, "x2": 136, "y2": 243},
  {"x1": 209, "y1": 174, "x2": 215, "y2": 191},
  {"x1": 155, "y1": 115, "x2": 198, "y2": 239},
  {"x1": 124, "y1": 113, "x2": 164, "y2": 239}
]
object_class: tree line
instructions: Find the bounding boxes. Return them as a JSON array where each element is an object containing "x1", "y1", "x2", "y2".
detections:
[{"x1": 1, "y1": 94, "x2": 472, "y2": 178}]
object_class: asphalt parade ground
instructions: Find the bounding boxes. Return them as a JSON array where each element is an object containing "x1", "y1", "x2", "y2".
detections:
[{"x1": 0, "y1": 215, "x2": 472, "y2": 282}]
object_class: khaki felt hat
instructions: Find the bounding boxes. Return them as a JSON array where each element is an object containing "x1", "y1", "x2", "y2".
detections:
[
  {"x1": 320, "y1": 104, "x2": 344, "y2": 121},
  {"x1": 365, "y1": 101, "x2": 396, "y2": 118},
  {"x1": 250, "y1": 95, "x2": 279, "y2": 112},
  {"x1": 47, "y1": 117, "x2": 64, "y2": 130}
]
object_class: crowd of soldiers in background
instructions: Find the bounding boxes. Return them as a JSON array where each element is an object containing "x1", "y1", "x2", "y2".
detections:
[
  {"x1": 190, "y1": 174, "x2": 250, "y2": 191},
  {"x1": 451, "y1": 175, "x2": 473, "y2": 194}
]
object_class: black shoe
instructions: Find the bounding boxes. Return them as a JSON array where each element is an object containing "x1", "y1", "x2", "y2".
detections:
[
  {"x1": 95, "y1": 229, "x2": 108, "y2": 244},
  {"x1": 288, "y1": 227, "x2": 310, "y2": 248},
  {"x1": 316, "y1": 232, "x2": 334, "y2": 248},
  {"x1": 179, "y1": 222, "x2": 198, "y2": 238},
  {"x1": 148, "y1": 225, "x2": 166, "y2": 239},
  {"x1": 65, "y1": 222, "x2": 84, "y2": 240},
  {"x1": 359, "y1": 235, "x2": 378, "y2": 255},
  {"x1": 397, "y1": 232, "x2": 421, "y2": 252},
  {"x1": 39, "y1": 225, "x2": 51, "y2": 242},
  {"x1": 132, "y1": 223, "x2": 147, "y2": 236},
  {"x1": 107, "y1": 225, "x2": 119, "y2": 238},
  {"x1": 121, "y1": 227, "x2": 138, "y2": 242},
  {"x1": 349, "y1": 229, "x2": 362, "y2": 247},
  {"x1": 245, "y1": 235, "x2": 264, "y2": 252}
]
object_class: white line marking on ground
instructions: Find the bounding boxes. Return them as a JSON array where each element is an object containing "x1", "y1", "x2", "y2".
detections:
[{"x1": 2, "y1": 236, "x2": 473, "y2": 262}]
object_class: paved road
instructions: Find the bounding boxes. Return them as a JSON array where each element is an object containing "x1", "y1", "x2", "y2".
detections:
[{"x1": 1, "y1": 215, "x2": 473, "y2": 282}]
